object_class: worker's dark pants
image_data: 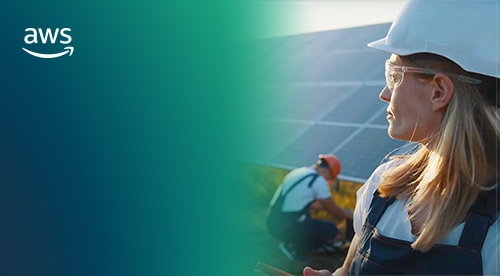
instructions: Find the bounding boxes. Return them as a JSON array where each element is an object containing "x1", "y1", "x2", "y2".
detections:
[{"x1": 278, "y1": 216, "x2": 338, "y2": 255}]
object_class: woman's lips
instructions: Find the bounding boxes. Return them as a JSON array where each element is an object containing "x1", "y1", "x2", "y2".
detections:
[{"x1": 387, "y1": 109, "x2": 393, "y2": 120}]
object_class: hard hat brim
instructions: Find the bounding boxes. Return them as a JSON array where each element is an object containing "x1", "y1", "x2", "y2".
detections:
[{"x1": 367, "y1": 38, "x2": 413, "y2": 57}]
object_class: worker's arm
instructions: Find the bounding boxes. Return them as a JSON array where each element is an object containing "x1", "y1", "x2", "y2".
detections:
[
  {"x1": 317, "y1": 197, "x2": 353, "y2": 220},
  {"x1": 309, "y1": 200, "x2": 323, "y2": 210},
  {"x1": 303, "y1": 234, "x2": 360, "y2": 276}
]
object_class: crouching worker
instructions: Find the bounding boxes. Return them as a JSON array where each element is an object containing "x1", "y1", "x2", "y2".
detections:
[{"x1": 266, "y1": 154, "x2": 353, "y2": 261}]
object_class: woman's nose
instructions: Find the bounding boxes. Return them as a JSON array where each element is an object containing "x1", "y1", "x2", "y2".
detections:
[{"x1": 379, "y1": 86, "x2": 391, "y2": 103}]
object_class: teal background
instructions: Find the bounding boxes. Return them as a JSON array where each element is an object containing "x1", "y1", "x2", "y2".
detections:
[{"x1": 0, "y1": 1, "x2": 249, "y2": 275}]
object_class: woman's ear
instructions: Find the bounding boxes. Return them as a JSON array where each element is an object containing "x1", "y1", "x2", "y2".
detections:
[{"x1": 430, "y1": 73, "x2": 454, "y2": 111}]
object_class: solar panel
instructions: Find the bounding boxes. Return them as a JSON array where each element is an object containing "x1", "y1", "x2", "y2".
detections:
[
  {"x1": 262, "y1": 51, "x2": 390, "y2": 83},
  {"x1": 320, "y1": 85, "x2": 386, "y2": 123},
  {"x1": 270, "y1": 85, "x2": 358, "y2": 120},
  {"x1": 243, "y1": 23, "x2": 412, "y2": 182},
  {"x1": 271, "y1": 124, "x2": 357, "y2": 167},
  {"x1": 334, "y1": 128, "x2": 408, "y2": 180},
  {"x1": 238, "y1": 119, "x2": 311, "y2": 163},
  {"x1": 372, "y1": 110, "x2": 390, "y2": 126}
]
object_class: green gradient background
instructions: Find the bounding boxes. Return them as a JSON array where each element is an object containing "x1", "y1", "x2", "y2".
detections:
[
  {"x1": 227, "y1": 2, "x2": 291, "y2": 275},
  {"x1": 0, "y1": 0, "x2": 259, "y2": 275}
]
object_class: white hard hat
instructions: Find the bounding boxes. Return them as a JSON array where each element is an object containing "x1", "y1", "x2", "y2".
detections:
[{"x1": 368, "y1": 0, "x2": 499, "y2": 79}]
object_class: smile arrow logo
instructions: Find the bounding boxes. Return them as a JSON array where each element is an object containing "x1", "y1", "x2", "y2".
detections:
[{"x1": 22, "y1": 46, "x2": 74, "y2": 58}]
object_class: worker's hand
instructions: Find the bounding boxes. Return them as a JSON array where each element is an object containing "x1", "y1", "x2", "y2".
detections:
[{"x1": 303, "y1": 267, "x2": 332, "y2": 276}]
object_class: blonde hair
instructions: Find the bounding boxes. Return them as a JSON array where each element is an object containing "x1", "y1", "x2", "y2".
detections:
[{"x1": 378, "y1": 54, "x2": 500, "y2": 252}]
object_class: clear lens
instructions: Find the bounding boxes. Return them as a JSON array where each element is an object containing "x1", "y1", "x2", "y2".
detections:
[
  {"x1": 385, "y1": 61, "x2": 403, "y2": 90},
  {"x1": 385, "y1": 62, "x2": 392, "y2": 89}
]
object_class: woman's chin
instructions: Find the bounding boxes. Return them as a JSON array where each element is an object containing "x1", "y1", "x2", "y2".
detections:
[{"x1": 387, "y1": 127, "x2": 409, "y2": 141}]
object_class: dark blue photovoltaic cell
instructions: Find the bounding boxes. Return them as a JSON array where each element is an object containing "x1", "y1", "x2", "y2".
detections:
[
  {"x1": 239, "y1": 120, "x2": 311, "y2": 163},
  {"x1": 372, "y1": 109, "x2": 390, "y2": 126},
  {"x1": 265, "y1": 51, "x2": 389, "y2": 83},
  {"x1": 271, "y1": 125, "x2": 357, "y2": 168},
  {"x1": 275, "y1": 85, "x2": 359, "y2": 120},
  {"x1": 370, "y1": 59, "x2": 390, "y2": 81},
  {"x1": 334, "y1": 129, "x2": 409, "y2": 179},
  {"x1": 321, "y1": 85, "x2": 386, "y2": 123},
  {"x1": 245, "y1": 84, "x2": 305, "y2": 119},
  {"x1": 314, "y1": 51, "x2": 388, "y2": 82}
]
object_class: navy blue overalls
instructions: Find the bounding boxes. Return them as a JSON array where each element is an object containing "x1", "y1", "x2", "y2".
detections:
[{"x1": 348, "y1": 188, "x2": 499, "y2": 275}]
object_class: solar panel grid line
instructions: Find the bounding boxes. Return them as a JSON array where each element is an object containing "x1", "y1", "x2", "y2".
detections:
[
  {"x1": 316, "y1": 120, "x2": 388, "y2": 130},
  {"x1": 244, "y1": 38, "x2": 298, "y2": 78},
  {"x1": 258, "y1": 83, "x2": 364, "y2": 162},
  {"x1": 283, "y1": 81, "x2": 386, "y2": 87},
  {"x1": 295, "y1": 33, "x2": 335, "y2": 56},
  {"x1": 260, "y1": 121, "x2": 314, "y2": 163},
  {"x1": 251, "y1": 117, "x2": 388, "y2": 130},
  {"x1": 262, "y1": 37, "x2": 319, "y2": 61},
  {"x1": 320, "y1": 54, "x2": 384, "y2": 83},
  {"x1": 338, "y1": 175, "x2": 368, "y2": 183},
  {"x1": 235, "y1": 157, "x2": 369, "y2": 183},
  {"x1": 252, "y1": 37, "x2": 294, "y2": 63},
  {"x1": 320, "y1": 86, "x2": 387, "y2": 123},
  {"x1": 253, "y1": 84, "x2": 388, "y2": 171},
  {"x1": 372, "y1": 110, "x2": 390, "y2": 125},
  {"x1": 308, "y1": 56, "x2": 337, "y2": 84},
  {"x1": 288, "y1": 32, "x2": 327, "y2": 54},
  {"x1": 333, "y1": 128, "x2": 409, "y2": 180},
  {"x1": 365, "y1": 59, "x2": 388, "y2": 84},
  {"x1": 262, "y1": 51, "x2": 389, "y2": 83},
  {"x1": 261, "y1": 32, "x2": 336, "y2": 58},
  {"x1": 264, "y1": 123, "x2": 317, "y2": 162},
  {"x1": 369, "y1": 66, "x2": 387, "y2": 83},
  {"x1": 236, "y1": 158, "x2": 297, "y2": 171},
  {"x1": 365, "y1": 103, "x2": 390, "y2": 125},
  {"x1": 250, "y1": 117, "x2": 315, "y2": 126},
  {"x1": 274, "y1": 87, "x2": 346, "y2": 120},
  {"x1": 309, "y1": 85, "x2": 362, "y2": 122},
  {"x1": 262, "y1": 47, "x2": 389, "y2": 82},
  {"x1": 293, "y1": 48, "x2": 377, "y2": 58},
  {"x1": 327, "y1": 105, "x2": 388, "y2": 155},
  {"x1": 270, "y1": 125, "x2": 358, "y2": 168},
  {"x1": 329, "y1": 126, "x2": 366, "y2": 156}
]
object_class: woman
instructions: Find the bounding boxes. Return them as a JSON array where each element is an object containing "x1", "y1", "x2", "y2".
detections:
[{"x1": 304, "y1": 1, "x2": 499, "y2": 275}]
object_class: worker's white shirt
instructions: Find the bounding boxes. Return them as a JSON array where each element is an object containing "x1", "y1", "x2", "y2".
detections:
[
  {"x1": 280, "y1": 167, "x2": 331, "y2": 212},
  {"x1": 354, "y1": 160, "x2": 500, "y2": 275}
]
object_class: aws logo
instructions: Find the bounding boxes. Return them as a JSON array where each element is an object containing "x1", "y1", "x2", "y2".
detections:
[{"x1": 22, "y1": 28, "x2": 73, "y2": 58}]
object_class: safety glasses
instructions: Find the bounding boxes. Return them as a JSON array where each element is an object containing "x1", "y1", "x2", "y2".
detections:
[{"x1": 385, "y1": 60, "x2": 482, "y2": 90}]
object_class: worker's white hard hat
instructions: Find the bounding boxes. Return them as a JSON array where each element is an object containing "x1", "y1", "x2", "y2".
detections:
[{"x1": 368, "y1": 0, "x2": 499, "y2": 79}]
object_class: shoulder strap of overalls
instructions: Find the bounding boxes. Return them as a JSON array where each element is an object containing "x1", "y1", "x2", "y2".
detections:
[
  {"x1": 458, "y1": 181, "x2": 500, "y2": 252},
  {"x1": 281, "y1": 173, "x2": 318, "y2": 197},
  {"x1": 366, "y1": 189, "x2": 396, "y2": 227}
]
